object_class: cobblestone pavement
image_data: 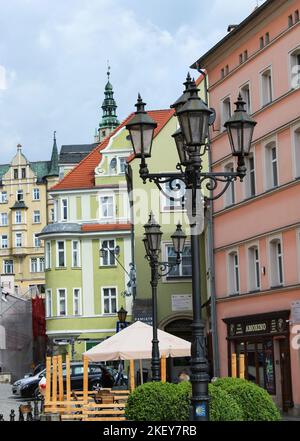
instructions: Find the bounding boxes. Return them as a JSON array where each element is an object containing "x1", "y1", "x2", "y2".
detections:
[{"x1": 0, "y1": 383, "x2": 31, "y2": 421}]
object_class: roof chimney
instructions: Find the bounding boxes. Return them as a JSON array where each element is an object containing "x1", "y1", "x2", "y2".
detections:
[{"x1": 227, "y1": 24, "x2": 238, "y2": 32}]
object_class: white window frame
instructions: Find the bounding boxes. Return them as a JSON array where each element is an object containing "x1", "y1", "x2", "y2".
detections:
[
  {"x1": 33, "y1": 234, "x2": 41, "y2": 248},
  {"x1": 268, "y1": 236, "x2": 284, "y2": 288},
  {"x1": 0, "y1": 213, "x2": 8, "y2": 226},
  {"x1": 100, "y1": 238, "x2": 116, "y2": 266},
  {"x1": 30, "y1": 258, "x2": 38, "y2": 273},
  {"x1": 57, "y1": 288, "x2": 67, "y2": 316},
  {"x1": 1, "y1": 235, "x2": 8, "y2": 249},
  {"x1": 221, "y1": 95, "x2": 231, "y2": 131},
  {"x1": 240, "y1": 81, "x2": 251, "y2": 114},
  {"x1": 61, "y1": 198, "x2": 68, "y2": 221},
  {"x1": 227, "y1": 250, "x2": 240, "y2": 295},
  {"x1": 16, "y1": 189, "x2": 23, "y2": 202},
  {"x1": 163, "y1": 242, "x2": 192, "y2": 280},
  {"x1": 15, "y1": 232, "x2": 22, "y2": 248},
  {"x1": 224, "y1": 162, "x2": 235, "y2": 207},
  {"x1": 0, "y1": 191, "x2": 7, "y2": 203},
  {"x1": 73, "y1": 288, "x2": 82, "y2": 316},
  {"x1": 3, "y1": 259, "x2": 14, "y2": 274},
  {"x1": 291, "y1": 123, "x2": 300, "y2": 178},
  {"x1": 56, "y1": 240, "x2": 66, "y2": 268},
  {"x1": 33, "y1": 210, "x2": 41, "y2": 224},
  {"x1": 260, "y1": 66, "x2": 273, "y2": 107},
  {"x1": 244, "y1": 153, "x2": 256, "y2": 199},
  {"x1": 101, "y1": 286, "x2": 118, "y2": 315},
  {"x1": 264, "y1": 140, "x2": 278, "y2": 190},
  {"x1": 161, "y1": 180, "x2": 186, "y2": 212},
  {"x1": 72, "y1": 240, "x2": 81, "y2": 268},
  {"x1": 15, "y1": 210, "x2": 22, "y2": 224},
  {"x1": 118, "y1": 157, "x2": 127, "y2": 174},
  {"x1": 289, "y1": 45, "x2": 300, "y2": 90},
  {"x1": 45, "y1": 289, "x2": 52, "y2": 318},
  {"x1": 247, "y1": 244, "x2": 261, "y2": 292},
  {"x1": 33, "y1": 188, "x2": 40, "y2": 201},
  {"x1": 100, "y1": 194, "x2": 115, "y2": 219},
  {"x1": 45, "y1": 241, "x2": 51, "y2": 269}
]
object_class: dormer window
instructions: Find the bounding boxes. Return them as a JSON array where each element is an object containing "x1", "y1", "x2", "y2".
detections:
[
  {"x1": 109, "y1": 157, "x2": 117, "y2": 174},
  {"x1": 14, "y1": 169, "x2": 18, "y2": 179},
  {"x1": 119, "y1": 157, "x2": 127, "y2": 174}
]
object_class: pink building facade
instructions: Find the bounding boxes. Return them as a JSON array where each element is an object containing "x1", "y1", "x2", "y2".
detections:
[{"x1": 192, "y1": 0, "x2": 300, "y2": 415}]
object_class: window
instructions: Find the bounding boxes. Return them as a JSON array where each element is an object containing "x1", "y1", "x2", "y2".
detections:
[
  {"x1": 261, "y1": 68, "x2": 273, "y2": 106},
  {"x1": 33, "y1": 188, "x2": 40, "y2": 200},
  {"x1": 244, "y1": 50, "x2": 248, "y2": 61},
  {"x1": 61, "y1": 199, "x2": 68, "y2": 221},
  {"x1": 15, "y1": 233, "x2": 22, "y2": 247},
  {"x1": 0, "y1": 191, "x2": 7, "y2": 203},
  {"x1": 14, "y1": 169, "x2": 18, "y2": 179},
  {"x1": 33, "y1": 234, "x2": 41, "y2": 247},
  {"x1": 73, "y1": 288, "x2": 82, "y2": 316},
  {"x1": 166, "y1": 245, "x2": 192, "y2": 278},
  {"x1": 228, "y1": 251, "x2": 240, "y2": 294},
  {"x1": 33, "y1": 210, "x2": 41, "y2": 223},
  {"x1": 270, "y1": 239, "x2": 283, "y2": 287},
  {"x1": 21, "y1": 168, "x2": 26, "y2": 179},
  {"x1": 239, "y1": 54, "x2": 243, "y2": 64},
  {"x1": 1, "y1": 235, "x2": 8, "y2": 249},
  {"x1": 225, "y1": 65, "x2": 229, "y2": 75},
  {"x1": 16, "y1": 190, "x2": 23, "y2": 201},
  {"x1": 259, "y1": 36, "x2": 264, "y2": 49},
  {"x1": 100, "y1": 196, "x2": 114, "y2": 218},
  {"x1": 248, "y1": 246, "x2": 260, "y2": 291},
  {"x1": 245, "y1": 154, "x2": 256, "y2": 198},
  {"x1": 240, "y1": 83, "x2": 251, "y2": 113},
  {"x1": 109, "y1": 158, "x2": 117, "y2": 174},
  {"x1": 265, "y1": 142, "x2": 278, "y2": 189},
  {"x1": 265, "y1": 32, "x2": 270, "y2": 45},
  {"x1": 15, "y1": 210, "x2": 22, "y2": 224},
  {"x1": 31, "y1": 257, "x2": 44, "y2": 272},
  {"x1": 1, "y1": 213, "x2": 8, "y2": 226},
  {"x1": 221, "y1": 97, "x2": 231, "y2": 129},
  {"x1": 57, "y1": 241, "x2": 65, "y2": 267},
  {"x1": 163, "y1": 180, "x2": 185, "y2": 211},
  {"x1": 221, "y1": 68, "x2": 225, "y2": 79},
  {"x1": 45, "y1": 290, "x2": 52, "y2": 318},
  {"x1": 295, "y1": 10, "x2": 299, "y2": 22},
  {"x1": 100, "y1": 239, "x2": 116, "y2": 266},
  {"x1": 4, "y1": 260, "x2": 14, "y2": 274},
  {"x1": 72, "y1": 240, "x2": 81, "y2": 267},
  {"x1": 290, "y1": 48, "x2": 300, "y2": 89},
  {"x1": 102, "y1": 287, "x2": 117, "y2": 314},
  {"x1": 45, "y1": 241, "x2": 51, "y2": 269},
  {"x1": 57, "y1": 289, "x2": 67, "y2": 316},
  {"x1": 224, "y1": 163, "x2": 235, "y2": 206},
  {"x1": 294, "y1": 128, "x2": 300, "y2": 177},
  {"x1": 50, "y1": 208, "x2": 55, "y2": 222},
  {"x1": 288, "y1": 14, "x2": 293, "y2": 27},
  {"x1": 119, "y1": 157, "x2": 127, "y2": 174}
]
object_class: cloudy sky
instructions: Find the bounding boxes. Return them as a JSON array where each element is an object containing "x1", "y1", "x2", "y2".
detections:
[{"x1": 0, "y1": 0, "x2": 265, "y2": 163}]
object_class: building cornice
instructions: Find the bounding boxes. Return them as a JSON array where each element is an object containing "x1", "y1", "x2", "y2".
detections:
[{"x1": 217, "y1": 283, "x2": 300, "y2": 304}]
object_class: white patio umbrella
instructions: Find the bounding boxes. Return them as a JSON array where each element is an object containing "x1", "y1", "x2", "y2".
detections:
[{"x1": 83, "y1": 320, "x2": 191, "y2": 361}]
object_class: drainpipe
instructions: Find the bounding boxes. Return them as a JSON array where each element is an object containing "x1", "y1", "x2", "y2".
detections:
[{"x1": 195, "y1": 66, "x2": 220, "y2": 377}]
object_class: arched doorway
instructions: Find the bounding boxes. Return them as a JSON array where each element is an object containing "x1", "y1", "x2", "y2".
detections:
[{"x1": 163, "y1": 318, "x2": 192, "y2": 382}]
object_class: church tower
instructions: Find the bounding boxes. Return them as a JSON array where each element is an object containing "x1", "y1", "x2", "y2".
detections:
[{"x1": 95, "y1": 66, "x2": 119, "y2": 142}]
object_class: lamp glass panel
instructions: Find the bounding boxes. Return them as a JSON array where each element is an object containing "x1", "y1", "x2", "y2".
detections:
[
  {"x1": 142, "y1": 126, "x2": 155, "y2": 157},
  {"x1": 129, "y1": 125, "x2": 142, "y2": 156},
  {"x1": 178, "y1": 111, "x2": 192, "y2": 145}
]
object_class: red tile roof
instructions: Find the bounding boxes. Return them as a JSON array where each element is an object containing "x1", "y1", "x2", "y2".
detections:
[
  {"x1": 81, "y1": 223, "x2": 131, "y2": 232},
  {"x1": 51, "y1": 109, "x2": 174, "y2": 191}
]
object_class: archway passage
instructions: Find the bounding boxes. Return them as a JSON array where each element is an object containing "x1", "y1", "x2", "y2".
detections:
[{"x1": 164, "y1": 319, "x2": 192, "y2": 383}]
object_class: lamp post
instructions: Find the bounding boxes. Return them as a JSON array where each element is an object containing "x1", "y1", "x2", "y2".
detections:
[
  {"x1": 126, "y1": 74, "x2": 256, "y2": 421},
  {"x1": 143, "y1": 213, "x2": 187, "y2": 382}
]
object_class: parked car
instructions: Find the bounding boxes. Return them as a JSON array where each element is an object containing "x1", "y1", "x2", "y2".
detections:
[
  {"x1": 18, "y1": 362, "x2": 115, "y2": 399},
  {"x1": 12, "y1": 369, "x2": 46, "y2": 397}
]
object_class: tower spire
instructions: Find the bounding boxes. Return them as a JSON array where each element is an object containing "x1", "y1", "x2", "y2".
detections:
[
  {"x1": 48, "y1": 130, "x2": 59, "y2": 176},
  {"x1": 95, "y1": 65, "x2": 119, "y2": 142}
]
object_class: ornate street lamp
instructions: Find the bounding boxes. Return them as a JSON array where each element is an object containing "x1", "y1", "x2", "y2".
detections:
[
  {"x1": 126, "y1": 74, "x2": 256, "y2": 420},
  {"x1": 117, "y1": 306, "x2": 128, "y2": 323},
  {"x1": 143, "y1": 213, "x2": 186, "y2": 382}
]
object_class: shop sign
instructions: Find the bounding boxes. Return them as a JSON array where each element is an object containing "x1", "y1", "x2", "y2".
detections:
[{"x1": 227, "y1": 313, "x2": 288, "y2": 338}]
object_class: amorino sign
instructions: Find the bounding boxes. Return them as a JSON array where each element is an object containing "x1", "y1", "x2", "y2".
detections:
[{"x1": 223, "y1": 310, "x2": 290, "y2": 339}]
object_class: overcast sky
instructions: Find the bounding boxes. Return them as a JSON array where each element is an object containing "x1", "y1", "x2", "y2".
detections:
[{"x1": 0, "y1": 0, "x2": 265, "y2": 163}]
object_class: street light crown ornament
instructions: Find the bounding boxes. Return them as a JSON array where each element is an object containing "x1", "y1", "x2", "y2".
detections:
[
  {"x1": 125, "y1": 94, "x2": 157, "y2": 158},
  {"x1": 170, "y1": 72, "x2": 194, "y2": 114},
  {"x1": 224, "y1": 93, "x2": 257, "y2": 157}
]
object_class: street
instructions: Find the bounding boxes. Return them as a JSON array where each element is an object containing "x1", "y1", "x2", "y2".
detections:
[{"x1": 0, "y1": 383, "x2": 31, "y2": 421}]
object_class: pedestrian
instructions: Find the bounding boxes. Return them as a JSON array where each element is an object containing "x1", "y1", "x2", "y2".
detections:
[{"x1": 178, "y1": 370, "x2": 190, "y2": 382}]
